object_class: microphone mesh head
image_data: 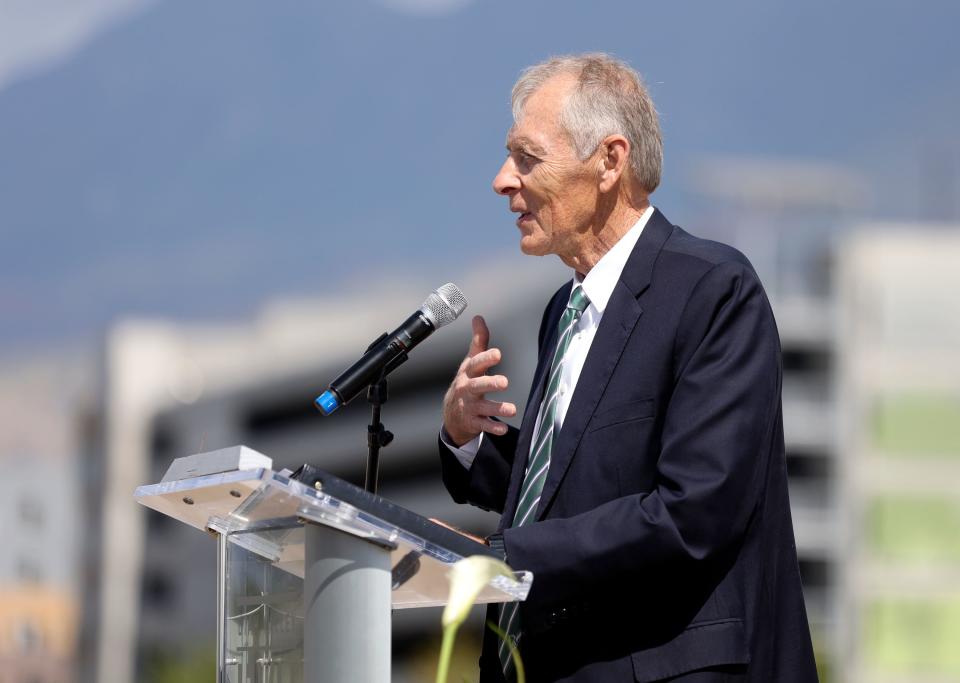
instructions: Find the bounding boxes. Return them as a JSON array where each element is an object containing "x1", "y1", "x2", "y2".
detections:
[{"x1": 421, "y1": 283, "x2": 467, "y2": 328}]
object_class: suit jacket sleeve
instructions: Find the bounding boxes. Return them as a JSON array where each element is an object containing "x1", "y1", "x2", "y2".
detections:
[
  {"x1": 439, "y1": 427, "x2": 519, "y2": 514},
  {"x1": 503, "y1": 260, "x2": 782, "y2": 619}
]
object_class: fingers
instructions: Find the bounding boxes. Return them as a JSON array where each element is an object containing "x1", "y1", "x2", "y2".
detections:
[
  {"x1": 466, "y1": 315, "x2": 490, "y2": 358},
  {"x1": 460, "y1": 401, "x2": 516, "y2": 435},
  {"x1": 444, "y1": 315, "x2": 513, "y2": 444},
  {"x1": 461, "y1": 348, "x2": 503, "y2": 378},
  {"x1": 467, "y1": 374, "x2": 509, "y2": 395},
  {"x1": 477, "y1": 398, "x2": 517, "y2": 419},
  {"x1": 475, "y1": 417, "x2": 510, "y2": 437},
  {"x1": 441, "y1": 382, "x2": 516, "y2": 444}
]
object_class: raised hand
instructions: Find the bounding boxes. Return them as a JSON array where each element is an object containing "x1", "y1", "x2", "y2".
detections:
[{"x1": 442, "y1": 315, "x2": 517, "y2": 446}]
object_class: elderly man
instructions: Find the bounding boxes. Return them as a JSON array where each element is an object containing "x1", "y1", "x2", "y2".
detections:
[{"x1": 439, "y1": 54, "x2": 818, "y2": 683}]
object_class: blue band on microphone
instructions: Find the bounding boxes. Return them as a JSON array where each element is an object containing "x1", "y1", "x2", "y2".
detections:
[{"x1": 315, "y1": 390, "x2": 340, "y2": 415}]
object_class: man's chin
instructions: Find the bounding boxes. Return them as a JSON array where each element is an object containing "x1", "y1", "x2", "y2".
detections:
[{"x1": 519, "y1": 236, "x2": 550, "y2": 257}]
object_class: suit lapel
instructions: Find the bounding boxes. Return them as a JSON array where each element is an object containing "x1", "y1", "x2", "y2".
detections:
[{"x1": 534, "y1": 209, "x2": 675, "y2": 519}]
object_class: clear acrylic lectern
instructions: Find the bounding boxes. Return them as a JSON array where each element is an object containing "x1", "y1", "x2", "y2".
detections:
[{"x1": 135, "y1": 449, "x2": 532, "y2": 683}]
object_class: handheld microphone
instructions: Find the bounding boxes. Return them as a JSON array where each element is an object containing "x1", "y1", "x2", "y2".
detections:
[{"x1": 315, "y1": 283, "x2": 468, "y2": 415}]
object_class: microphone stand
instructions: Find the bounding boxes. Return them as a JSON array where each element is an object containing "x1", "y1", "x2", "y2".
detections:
[
  {"x1": 364, "y1": 369, "x2": 394, "y2": 494},
  {"x1": 329, "y1": 329, "x2": 408, "y2": 495}
]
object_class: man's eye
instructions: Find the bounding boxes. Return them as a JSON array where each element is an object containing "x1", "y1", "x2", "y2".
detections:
[{"x1": 517, "y1": 151, "x2": 538, "y2": 165}]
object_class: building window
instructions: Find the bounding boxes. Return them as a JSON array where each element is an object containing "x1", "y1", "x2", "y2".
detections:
[
  {"x1": 17, "y1": 557, "x2": 43, "y2": 583},
  {"x1": 14, "y1": 619, "x2": 44, "y2": 654},
  {"x1": 18, "y1": 496, "x2": 44, "y2": 529}
]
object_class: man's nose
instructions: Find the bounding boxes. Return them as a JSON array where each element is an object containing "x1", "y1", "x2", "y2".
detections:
[{"x1": 492, "y1": 158, "x2": 520, "y2": 195}]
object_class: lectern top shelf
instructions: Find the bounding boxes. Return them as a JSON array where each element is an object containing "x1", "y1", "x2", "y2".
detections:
[{"x1": 135, "y1": 454, "x2": 532, "y2": 609}]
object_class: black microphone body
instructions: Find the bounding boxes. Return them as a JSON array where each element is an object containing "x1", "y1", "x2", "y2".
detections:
[
  {"x1": 328, "y1": 312, "x2": 434, "y2": 408},
  {"x1": 314, "y1": 283, "x2": 467, "y2": 416}
]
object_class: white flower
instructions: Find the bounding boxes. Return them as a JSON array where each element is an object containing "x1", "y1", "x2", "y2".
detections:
[{"x1": 442, "y1": 555, "x2": 513, "y2": 628}]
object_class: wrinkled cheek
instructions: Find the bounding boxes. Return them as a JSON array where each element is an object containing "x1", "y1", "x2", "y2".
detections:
[{"x1": 532, "y1": 209, "x2": 553, "y2": 236}]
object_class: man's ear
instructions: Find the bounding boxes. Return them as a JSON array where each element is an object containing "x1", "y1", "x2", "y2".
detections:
[{"x1": 597, "y1": 135, "x2": 630, "y2": 193}]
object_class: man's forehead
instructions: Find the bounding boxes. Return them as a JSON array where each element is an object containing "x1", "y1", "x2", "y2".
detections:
[{"x1": 506, "y1": 75, "x2": 574, "y2": 153}]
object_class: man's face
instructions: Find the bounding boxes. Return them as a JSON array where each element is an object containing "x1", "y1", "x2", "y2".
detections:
[{"x1": 493, "y1": 75, "x2": 600, "y2": 262}]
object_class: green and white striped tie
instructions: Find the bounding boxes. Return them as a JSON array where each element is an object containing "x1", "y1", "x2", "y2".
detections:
[{"x1": 498, "y1": 284, "x2": 590, "y2": 679}]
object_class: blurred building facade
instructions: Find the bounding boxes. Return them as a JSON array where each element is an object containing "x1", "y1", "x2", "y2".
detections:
[
  {"x1": 0, "y1": 351, "x2": 89, "y2": 683},
  {"x1": 837, "y1": 229, "x2": 960, "y2": 682},
  {"x1": 0, "y1": 585, "x2": 79, "y2": 683}
]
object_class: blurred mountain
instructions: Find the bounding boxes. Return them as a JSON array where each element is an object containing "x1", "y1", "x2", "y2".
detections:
[
  {"x1": 0, "y1": 0, "x2": 957, "y2": 348},
  {"x1": 0, "y1": 0, "x2": 150, "y2": 92}
]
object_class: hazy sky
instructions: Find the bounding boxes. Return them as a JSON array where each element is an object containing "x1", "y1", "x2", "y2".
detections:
[{"x1": 1, "y1": 0, "x2": 957, "y2": 352}]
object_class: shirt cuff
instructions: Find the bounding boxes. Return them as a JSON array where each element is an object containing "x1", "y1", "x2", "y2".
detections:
[{"x1": 439, "y1": 426, "x2": 483, "y2": 470}]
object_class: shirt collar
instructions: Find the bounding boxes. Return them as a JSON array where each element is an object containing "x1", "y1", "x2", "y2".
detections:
[{"x1": 575, "y1": 205, "x2": 654, "y2": 314}]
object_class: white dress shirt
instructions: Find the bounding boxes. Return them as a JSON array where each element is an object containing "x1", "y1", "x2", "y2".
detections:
[{"x1": 444, "y1": 205, "x2": 654, "y2": 469}]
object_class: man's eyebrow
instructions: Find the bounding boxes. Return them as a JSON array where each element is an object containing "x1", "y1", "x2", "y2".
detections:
[{"x1": 506, "y1": 135, "x2": 547, "y2": 156}]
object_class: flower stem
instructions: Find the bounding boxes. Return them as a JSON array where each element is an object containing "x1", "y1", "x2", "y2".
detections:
[
  {"x1": 486, "y1": 620, "x2": 525, "y2": 683},
  {"x1": 436, "y1": 623, "x2": 459, "y2": 683}
]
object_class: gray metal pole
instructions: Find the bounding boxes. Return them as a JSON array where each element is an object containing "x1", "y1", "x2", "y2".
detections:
[
  {"x1": 216, "y1": 532, "x2": 227, "y2": 683},
  {"x1": 303, "y1": 522, "x2": 392, "y2": 683}
]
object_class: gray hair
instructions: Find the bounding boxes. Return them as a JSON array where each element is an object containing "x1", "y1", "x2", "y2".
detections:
[{"x1": 511, "y1": 53, "x2": 663, "y2": 193}]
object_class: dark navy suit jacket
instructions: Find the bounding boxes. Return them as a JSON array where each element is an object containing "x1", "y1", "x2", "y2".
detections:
[{"x1": 440, "y1": 209, "x2": 818, "y2": 682}]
